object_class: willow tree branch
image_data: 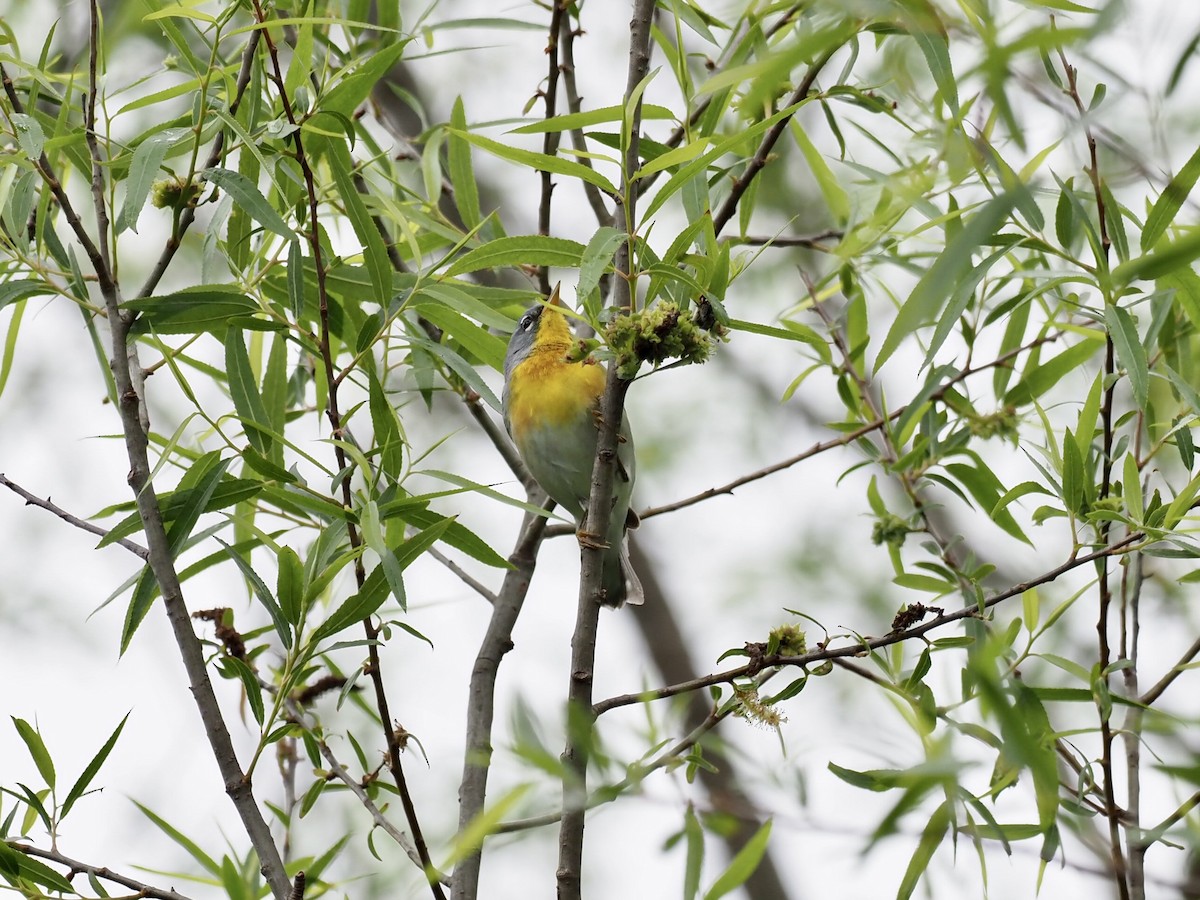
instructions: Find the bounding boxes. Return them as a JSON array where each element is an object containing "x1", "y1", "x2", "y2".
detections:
[
  {"x1": 7, "y1": 842, "x2": 194, "y2": 900},
  {"x1": 594, "y1": 533, "x2": 1144, "y2": 716},
  {"x1": 536, "y1": 0, "x2": 567, "y2": 298},
  {"x1": 451, "y1": 507, "x2": 549, "y2": 900},
  {"x1": 559, "y1": 13, "x2": 612, "y2": 225},
  {"x1": 55, "y1": 4, "x2": 293, "y2": 896},
  {"x1": 1056, "y1": 36, "x2": 1128, "y2": 900},
  {"x1": 0, "y1": 473, "x2": 149, "y2": 559},
  {"x1": 556, "y1": 3, "x2": 655, "y2": 897},
  {"x1": 251, "y1": 4, "x2": 442, "y2": 897},
  {"x1": 711, "y1": 44, "x2": 840, "y2": 237}
]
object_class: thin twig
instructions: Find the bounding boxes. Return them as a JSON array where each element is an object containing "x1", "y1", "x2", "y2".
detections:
[
  {"x1": 1056, "y1": 34, "x2": 1128, "y2": 900},
  {"x1": 252, "y1": 4, "x2": 442, "y2": 896},
  {"x1": 711, "y1": 43, "x2": 842, "y2": 237},
  {"x1": 639, "y1": 331, "x2": 1059, "y2": 522},
  {"x1": 0, "y1": 473, "x2": 149, "y2": 559},
  {"x1": 536, "y1": 0, "x2": 567, "y2": 296},
  {"x1": 451, "y1": 508, "x2": 548, "y2": 900},
  {"x1": 1138, "y1": 633, "x2": 1200, "y2": 706},
  {"x1": 7, "y1": 842, "x2": 194, "y2": 900},
  {"x1": 593, "y1": 533, "x2": 1143, "y2": 716},
  {"x1": 559, "y1": 13, "x2": 611, "y2": 225}
]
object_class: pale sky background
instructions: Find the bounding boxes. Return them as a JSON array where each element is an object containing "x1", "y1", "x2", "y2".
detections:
[{"x1": 3, "y1": 1, "x2": 1200, "y2": 898}]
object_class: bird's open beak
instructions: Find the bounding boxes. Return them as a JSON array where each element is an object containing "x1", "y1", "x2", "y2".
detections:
[{"x1": 548, "y1": 282, "x2": 564, "y2": 308}]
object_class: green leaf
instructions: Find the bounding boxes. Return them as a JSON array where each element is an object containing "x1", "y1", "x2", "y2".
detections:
[
  {"x1": 324, "y1": 140, "x2": 391, "y2": 306},
  {"x1": 703, "y1": 820, "x2": 772, "y2": 900},
  {"x1": 11, "y1": 718, "x2": 54, "y2": 790},
  {"x1": 1142, "y1": 143, "x2": 1200, "y2": 251},
  {"x1": 576, "y1": 226, "x2": 626, "y2": 310},
  {"x1": 1105, "y1": 304, "x2": 1149, "y2": 409},
  {"x1": 442, "y1": 785, "x2": 532, "y2": 867},
  {"x1": 895, "y1": 0, "x2": 958, "y2": 116},
  {"x1": 876, "y1": 192, "x2": 1017, "y2": 369},
  {"x1": 134, "y1": 801, "x2": 221, "y2": 876},
  {"x1": 789, "y1": 120, "x2": 850, "y2": 224},
  {"x1": 444, "y1": 235, "x2": 585, "y2": 278},
  {"x1": 511, "y1": 103, "x2": 676, "y2": 134},
  {"x1": 1115, "y1": 227, "x2": 1200, "y2": 284},
  {"x1": 118, "y1": 127, "x2": 190, "y2": 233},
  {"x1": 225, "y1": 328, "x2": 273, "y2": 455},
  {"x1": 62, "y1": 713, "x2": 128, "y2": 817},
  {"x1": 0, "y1": 280, "x2": 51, "y2": 312},
  {"x1": 897, "y1": 801, "x2": 950, "y2": 900},
  {"x1": 124, "y1": 285, "x2": 260, "y2": 335},
  {"x1": 11, "y1": 112, "x2": 45, "y2": 159},
  {"x1": 684, "y1": 804, "x2": 704, "y2": 900},
  {"x1": 219, "y1": 539, "x2": 291, "y2": 648},
  {"x1": 0, "y1": 843, "x2": 74, "y2": 893},
  {"x1": 449, "y1": 129, "x2": 617, "y2": 194},
  {"x1": 202, "y1": 167, "x2": 292, "y2": 238},
  {"x1": 1004, "y1": 332, "x2": 1105, "y2": 406},
  {"x1": 309, "y1": 516, "x2": 454, "y2": 644},
  {"x1": 448, "y1": 98, "x2": 483, "y2": 229},
  {"x1": 219, "y1": 656, "x2": 266, "y2": 726}
]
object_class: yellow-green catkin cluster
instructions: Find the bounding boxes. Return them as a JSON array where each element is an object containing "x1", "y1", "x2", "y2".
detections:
[
  {"x1": 769, "y1": 623, "x2": 807, "y2": 656},
  {"x1": 151, "y1": 176, "x2": 201, "y2": 210},
  {"x1": 607, "y1": 301, "x2": 720, "y2": 379}
]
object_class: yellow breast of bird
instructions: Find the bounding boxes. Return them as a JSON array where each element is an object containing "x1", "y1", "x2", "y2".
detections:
[{"x1": 507, "y1": 347, "x2": 606, "y2": 445}]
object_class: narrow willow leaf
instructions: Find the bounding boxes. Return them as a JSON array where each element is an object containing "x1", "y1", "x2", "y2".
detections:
[
  {"x1": 450, "y1": 129, "x2": 618, "y2": 194},
  {"x1": 62, "y1": 713, "x2": 128, "y2": 817},
  {"x1": 876, "y1": 192, "x2": 1017, "y2": 369},
  {"x1": 1105, "y1": 304, "x2": 1149, "y2": 409},
  {"x1": 577, "y1": 226, "x2": 626, "y2": 309},
  {"x1": 202, "y1": 167, "x2": 293, "y2": 238},
  {"x1": 1142, "y1": 143, "x2": 1200, "y2": 251},
  {"x1": 448, "y1": 97, "x2": 483, "y2": 229},
  {"x1": 117, "y1": 127, "x2": 190, "y2": 233},
  {"x1": 1004, "y1": 333, "x2": 1104, "y2": 406},
  {"x1": 325, "y1": 140, "x2": 391, "y2": 306},
  {"x1": 225, "y1": 328, "x2": 273, "y2": 455},
  {"x1": 11, "y1": 718, "x2": 55, "y2": 789},
  {"x1": 444, "y1": 235, "x2": 585, "y2": 278},
  {"x1": 219, "y1": 539, "x2": 291, "y2": 648},
  {"x1": 511, "y1": 103, "x2": 676, "y2": 134},
  {"x1": 1115, "y1": 227, "x2": 1200, "y2": 284},
  {"x1": 897, "y1": 801, "x2": 950, "y2": 900},
  {"x1": 703, "y1": 820, "x2": 773, "y2": 900}
]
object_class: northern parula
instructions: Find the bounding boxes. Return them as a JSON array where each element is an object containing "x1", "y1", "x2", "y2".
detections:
[{"x1": 502, "y1": 289, "x2": 643, "y2": 607}]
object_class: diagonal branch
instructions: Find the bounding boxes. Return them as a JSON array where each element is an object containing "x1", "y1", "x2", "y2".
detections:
[
  {"x1": 0, "y1": 473, "x2": 149, "y2": 560},
  {"x1": 7, "y1": 842, "x2": 194, "y2": 900}
]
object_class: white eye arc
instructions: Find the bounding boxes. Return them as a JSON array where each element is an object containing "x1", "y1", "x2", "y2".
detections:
[{"x1": 520, "y1": 313, "x2": 535, "y2": 332}]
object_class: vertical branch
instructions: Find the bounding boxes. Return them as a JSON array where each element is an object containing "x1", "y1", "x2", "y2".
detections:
[
  {"x1": 1056, "y1": 39, "x2": 1128, "y2": 900},
  {"x1": 249, "y1": 4, "x2": 443, "y2": 897},
  {"x1": 556, "y1": 3, "x2": 655, "y2": 898},
  {"x1": 451, "y1": 509, "x2": 549, "y2": 900},
  {"x1": 47, "y1": 4, "x2": 293, "y2": 897},
  {"x1": 537, "y1": 0, "x2": 567, "y2": 297}
]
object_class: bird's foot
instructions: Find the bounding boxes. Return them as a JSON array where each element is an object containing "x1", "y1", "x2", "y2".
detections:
[{"x1": 576, "y1": 529, "x2": 610, "y2": 551}]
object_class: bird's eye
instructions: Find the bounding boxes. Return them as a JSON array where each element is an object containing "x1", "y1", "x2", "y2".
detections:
[{"x1": 520, "y1": 314, "x2": 534, "y2": 332}]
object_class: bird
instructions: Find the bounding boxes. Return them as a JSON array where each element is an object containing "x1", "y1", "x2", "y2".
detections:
[{"x1": 502, "y1": 287, "x2": 643, "y2": 607}]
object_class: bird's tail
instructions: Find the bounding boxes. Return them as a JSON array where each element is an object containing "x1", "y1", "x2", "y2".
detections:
[{"x1": 602, "y1": 535, "x2": 644, "y2": 607}]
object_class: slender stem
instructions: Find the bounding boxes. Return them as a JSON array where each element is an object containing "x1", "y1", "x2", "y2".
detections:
[
  {"x1": 711, "y1": 44, "x2": 841, "y2": 237},
  {"x1": 556, "y1": 3, "x2": 654, "y2": 897},
  {"x1": 47, "y1": 4, "x2": 293, "y2": 895},
  {"x1": 593, "y1": 533, "x2": 1143, "y2": 716},
  {"x1": 1056, "y1": 38, "x2": 1127, "y2": 900},
  {"x1": 537, "y1": 0, "x2": 566, "y2": 298},
  {"x1": 251, "y1": 4, "x2": 442, "y2": 896},
  {"x1": 7, "y1": 843, "x2": 194, "y2": 900},
  {"x1": 0, "y1": 473, "x2": 149, "y2": 559}
]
